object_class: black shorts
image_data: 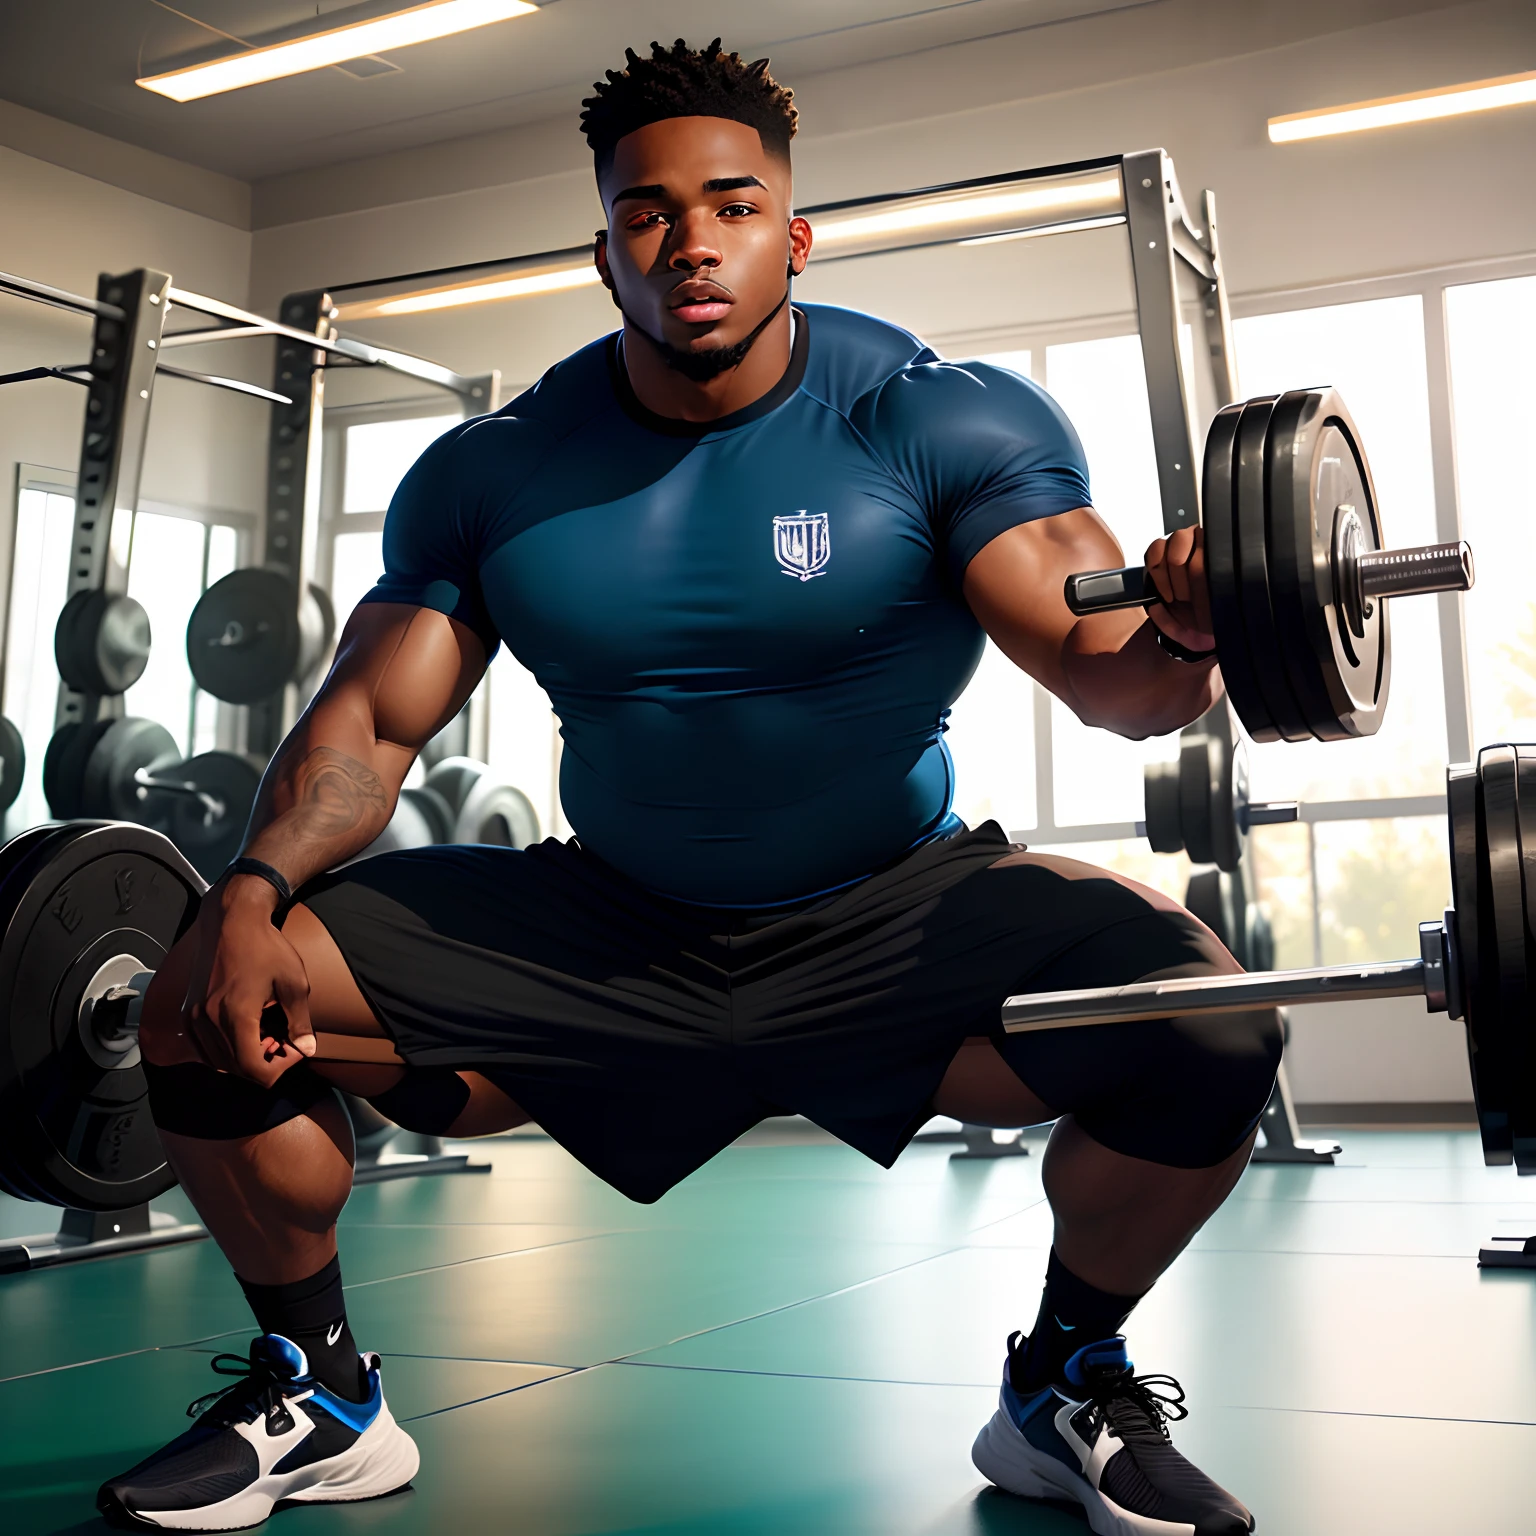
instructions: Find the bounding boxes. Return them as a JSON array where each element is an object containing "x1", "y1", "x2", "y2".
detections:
[{"x1": 302, "y1": 823, "x2": 1276, "y2": 1202}]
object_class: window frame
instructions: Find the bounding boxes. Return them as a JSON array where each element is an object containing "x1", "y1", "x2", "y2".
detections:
[{"x1": 930, "y1": 248, "x2": 1536, "y2": 851}]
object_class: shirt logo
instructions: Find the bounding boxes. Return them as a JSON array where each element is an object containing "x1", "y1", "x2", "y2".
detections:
[{"x1": 772, "y1": 511, "x2": 830, "y2": 581}]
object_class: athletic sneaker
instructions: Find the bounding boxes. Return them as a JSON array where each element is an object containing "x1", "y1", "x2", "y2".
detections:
[
  {"x1": 97, "y1": 1333, "x2": 419, "y2": 1531},
  {"x1": 971, "y1": 1332, "x2": 1254, "y2": 1536}
]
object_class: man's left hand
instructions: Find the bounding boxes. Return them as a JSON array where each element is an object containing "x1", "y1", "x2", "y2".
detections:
[{"x1": 1143, "y1": 527, "x2": 1216, "y2": 655}]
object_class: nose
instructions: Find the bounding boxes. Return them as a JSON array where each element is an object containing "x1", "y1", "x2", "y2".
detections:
[{"x1": 667, "y1": 208, "x2": 723, "y2": 273}]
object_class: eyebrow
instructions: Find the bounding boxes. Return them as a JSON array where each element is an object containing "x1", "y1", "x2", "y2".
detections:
[{"x1": 610, "y1": 174, "x2": 767, "y2": 205}]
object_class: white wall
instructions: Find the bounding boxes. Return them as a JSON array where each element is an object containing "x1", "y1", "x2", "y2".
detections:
[{"x1": 0, "y1": 144, "x2": 263, "y2": 642}]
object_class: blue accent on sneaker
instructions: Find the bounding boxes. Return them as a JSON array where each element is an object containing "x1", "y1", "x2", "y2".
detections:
[
  {"x1": 257, "y1": 1333, "x2": 309, "y2": 1379},
  {"x1": 301, "y1": 1362, "x2": 383, "y2": 1435},
  {"x1": 1001, "y1": 1368, "x2": 1079, "y2": 1474},
  {"x1": 1063, "y1": 1334, "x2": 1132, "y2": 1388}
]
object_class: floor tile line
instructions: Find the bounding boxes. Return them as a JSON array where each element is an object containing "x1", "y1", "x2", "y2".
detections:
[
  {"x1": 608, "y1": 1244, "x2": 976, "y2": 1363},
  {"x1": 397, "y1": 1365, "x2": 596, "y2": 1422},
  {"x1": 1225, "y1": 1403, "x2": 1536, "y2": 1429},
  {"x1": 341, "y1": 1231, "x2": 611, "y2": 1291}
]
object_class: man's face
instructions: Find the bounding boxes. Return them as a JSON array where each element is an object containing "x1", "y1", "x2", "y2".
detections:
[{"x1": 595, "y1": 116, "x2": 811, "y2": 360}]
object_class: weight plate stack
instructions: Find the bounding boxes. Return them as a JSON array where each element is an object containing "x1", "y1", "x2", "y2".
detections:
[
  {"x1": 1480, "y1": 747, "x2": 1528, "y2": 1170},
  {"x1": 1236, "y1": 398, "x2": 1312, "y2": 740},
  {"x1": 1511, "y1": 749, "x2": 1536, "y2": 1173},
  {"x1": 43, "y1": 720, "x2": 113, "y2": 820},
  {"x1": 54, "y1": 590, "x2": 152, "y2": 697},
  {"x1": 1202, "y1": 403, "x2": 1277, "y2": 742},
  {"x1": 0, "y1": 715, "x2": 25, "y2": 812},
  {"x1": 0, "y1": 823, "x2": 203, "y2": 1209},
  {"x1": 1264, "y1": 388, "x2": 1390, "y2": 741},
  {"x1": 79, "y1": 717, "x2": 180, "y2": 822},
  {"x1": 186, "y1": 567, "x2": 304, "y2": 705},
  {"x1": 1449, "y1": 761, "x2": 1507, "y2": 1165},
  {"x1": 1143, "y1": 757, "x2": 1183, "y2": 855},
  {"x1": 166, "y1": 751, "x2": 265, "y2": 881}
]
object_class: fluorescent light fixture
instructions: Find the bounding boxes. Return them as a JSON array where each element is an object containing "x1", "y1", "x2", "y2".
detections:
[
  {"x1": 138, "y1": 0, "x2": 540, "y2": 102},
  {"x1": 1268, "y1": 69, "x2": 1536, "y2": 143},
  {"x1": 812, "y1": 176, "x2": 1124, "y2": 258},
  {"x1": 339, "y1": 261, "x2": 599, "y2": 319},
  {"x1": 960, "y1": 213, "x2": 1127, "y2": 247}
]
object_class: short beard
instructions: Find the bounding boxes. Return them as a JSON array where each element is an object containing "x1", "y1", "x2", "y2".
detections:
[{"x1": 625, "y1": 291, "x2": 789, "y2": 383}]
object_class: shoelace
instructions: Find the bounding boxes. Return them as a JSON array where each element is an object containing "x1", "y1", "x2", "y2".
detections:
[
  {"x1": 185, "y1": 1350, "x2": 295, "y2": 1434},
  {"x1": 1086, "y1": 1367, "x2": 1189, "y2": 1444}
]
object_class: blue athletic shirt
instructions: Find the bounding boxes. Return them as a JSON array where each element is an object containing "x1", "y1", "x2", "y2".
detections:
[{"x1": 365, "y1": 303, "x2": 1091, "y2": 906}]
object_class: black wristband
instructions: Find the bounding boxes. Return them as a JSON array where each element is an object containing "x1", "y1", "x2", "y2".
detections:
[
  {"x1": 1154, "y1": 627, "x2": 1218, "y2": 665},
  {"x1": 223, "y1": 856, "x2": 294, "y2": 908}
]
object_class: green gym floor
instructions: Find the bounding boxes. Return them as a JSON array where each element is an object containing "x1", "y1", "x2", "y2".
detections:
[{"x1": 3, "y1": 1124, "x2": 1535, "y2": 1536}]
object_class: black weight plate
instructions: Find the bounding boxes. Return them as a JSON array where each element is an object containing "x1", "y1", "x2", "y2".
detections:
[
  {"x1": 43, "y1": 719, "x2": 113, "y2": 820},
  {"x1": 1143, "y1": 758, "x2": 1183, "y2": 854},
  {"x1": 1511, "y1": 749, "x2": 1536, "y2": 1172},
  {"x1": 402, "y1": 784, "x2": 454, "y2": 845},
  {"x1": 0, "y1": 822, "x2": 205, "y2": 1209},
  {"x1": 55, "y1": 589, "x2": 153, "y2": 697},
  {"x1": 167, "y1": 751, "x2": 264, "y2": 881},
  {"x1": 423, "y1": 756, "x2": 485, "y2": 818},
  {"x1": 186, "y1": 567, "x2": 303, "y2": 705},
  {"x1": 1234, "y1": 398, "x2": 1313, "y2": 741},
  {"x1": 1480, "y1": 747, "x2": 1527, "y2": 1171},
  {"x1": 1447, "y1": 763, "x2": 1506, "y2": 1164},
  {"x1": 1265, "y1": 389, "x2": 1389, "y2": 741},
  {"x1": 80, "y1": 716, "x2": 180, "y2": 821},
  {"x1": 1202, "y1": 403, "x2": 1278, "y2": 742},
  {"x1": 1179, "y1": 736, "x2": 1218, "y2": 867},
  {"x1": 0, "y1": 714, "x2": 25, "y2": 811}
]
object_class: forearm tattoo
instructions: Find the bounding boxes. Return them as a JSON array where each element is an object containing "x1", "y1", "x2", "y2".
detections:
[{"x1": 253, "y1": 745, "x2": 389, "y2": 863}]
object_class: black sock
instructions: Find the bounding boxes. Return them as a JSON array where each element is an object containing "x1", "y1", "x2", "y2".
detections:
[
  {"x1": 237, "y1": 1255, "x2": 366, "y2": 1402},
  {"x1": 1014, "y1": 1248, "x2": 1145, "y2": 1391}
]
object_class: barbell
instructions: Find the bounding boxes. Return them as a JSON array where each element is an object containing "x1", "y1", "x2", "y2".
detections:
[
  {"x1": 1002, "y1": 742, "x2": 1535, "y2": 1174},
  {"x1": 1064, "y1": 387, "x2": 1475, "y2": 743},
  {"x1": 1143, "y1": 723, "x2": 1297, "y2": 872},
  {"x1": 0, "y1": 762, "x2": 541, "y2": 1211}
]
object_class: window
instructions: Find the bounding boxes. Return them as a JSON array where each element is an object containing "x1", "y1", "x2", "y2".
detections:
[
  {"x1": 936, "y1": 276, "x2": 1494, "y2": 965},
  {"x1": 1445, "y1": 273, "x2": 1536, "y2": 745},
  {"x1": 2, "y1": 481, "x2": 249, "y2": 835},
  {"x1": 1233, "y1": 294, "x2": 1446, "y2": 803}
]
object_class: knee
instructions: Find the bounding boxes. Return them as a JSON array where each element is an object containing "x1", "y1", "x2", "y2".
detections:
[{"x1": 1165, "y1": 1001, "x2": 1283, "y2": 1122}]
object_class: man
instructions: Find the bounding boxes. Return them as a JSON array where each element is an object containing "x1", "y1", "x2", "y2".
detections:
[{"x1": 102, "y1": 39, "x2": 1278, "y2": 1536}]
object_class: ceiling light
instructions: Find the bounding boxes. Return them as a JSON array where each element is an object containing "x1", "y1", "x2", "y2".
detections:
[
  {"x1": 960, "y1": 214, "x2": 1127, "y2": 247},
  {"x1": 812, "y1": 176, "x2": 1124, "y2": 259},
  {"x1": 1268, "y1": 69, "x2": 1536, "y2": 143},
  {"x1": 137, "y1": 0, "x2": 541, "y2": 102},
  {"x1": 339, "y1": 261, "x2": 600, "y2": 319}
]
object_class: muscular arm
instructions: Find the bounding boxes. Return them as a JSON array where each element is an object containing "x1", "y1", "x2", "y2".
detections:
[
  {"x1": 239, "y1": 601, "x2": 488, "y2": 887},
  {"x1": 962, "y1": 508, "x2": 1221, "y2": 739}
]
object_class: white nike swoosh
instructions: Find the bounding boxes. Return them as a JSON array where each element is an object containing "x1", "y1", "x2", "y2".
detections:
[{"x1": 326, "y1": 1322, "x2": 343, "y2": 1346}]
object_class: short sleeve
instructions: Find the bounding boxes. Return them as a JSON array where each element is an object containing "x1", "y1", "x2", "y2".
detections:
[
  {"x1": 358, "y1": 418, "x2": 502, "y2": 658},
  {"x1": 853, "y1": 360, "x2": 1092, "y2": 581}
]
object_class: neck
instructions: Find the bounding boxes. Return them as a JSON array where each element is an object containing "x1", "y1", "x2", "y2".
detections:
[{"x1": 620, "y1": 298, "x2": 794, "y2": 423}]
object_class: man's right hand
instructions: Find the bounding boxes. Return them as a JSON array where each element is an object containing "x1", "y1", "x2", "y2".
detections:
[{"x1": 181, "y1": 875, "x2": 316, "y2": 1086}]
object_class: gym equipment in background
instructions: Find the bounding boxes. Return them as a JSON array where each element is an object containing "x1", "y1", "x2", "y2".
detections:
[
  {"x1": 1002, "y1": 744, "x2": 1536, "y2": 1263},
  {"x1": 1067, "y1": 388, "x2": 1474, "y2": 742}
]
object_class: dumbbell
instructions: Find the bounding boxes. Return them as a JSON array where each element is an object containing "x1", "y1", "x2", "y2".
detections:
[
  {"x1": 42, "y1": 717, "x2": 263, "y2": 880},
  {"x1": 1065, "y1": 388, "x2": 1474, "y2": 744},
  {"x1": 1000, "y1": 744, "x2": 1534, "y2": 1176}
]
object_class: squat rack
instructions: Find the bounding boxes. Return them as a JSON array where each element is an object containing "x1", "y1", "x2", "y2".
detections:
[{"x1": 0, "y1": 267, "x2": 499, "y2": 750}]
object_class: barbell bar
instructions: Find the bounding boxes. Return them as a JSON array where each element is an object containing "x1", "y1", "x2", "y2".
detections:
[{"x1": 1002, "y1": 743, "x2": 1534, "y2": 1173}]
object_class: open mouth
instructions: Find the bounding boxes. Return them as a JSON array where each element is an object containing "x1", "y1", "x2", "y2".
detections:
[{"x1": 668, "y1": 282, "x2": 733, "y2": 326}]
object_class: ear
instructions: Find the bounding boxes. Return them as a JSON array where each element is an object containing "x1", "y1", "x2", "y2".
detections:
[
  {"x1": 787, "y1": 215, "x2": 813, "y2": 278},
  {"x1": 593, "y1": 231, "x2": 615, "y2": 293}
]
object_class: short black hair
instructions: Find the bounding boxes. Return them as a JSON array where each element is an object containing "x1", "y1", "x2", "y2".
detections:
[{"x1": 581, "y1": 38, "x2": 797, "y2": 176}]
